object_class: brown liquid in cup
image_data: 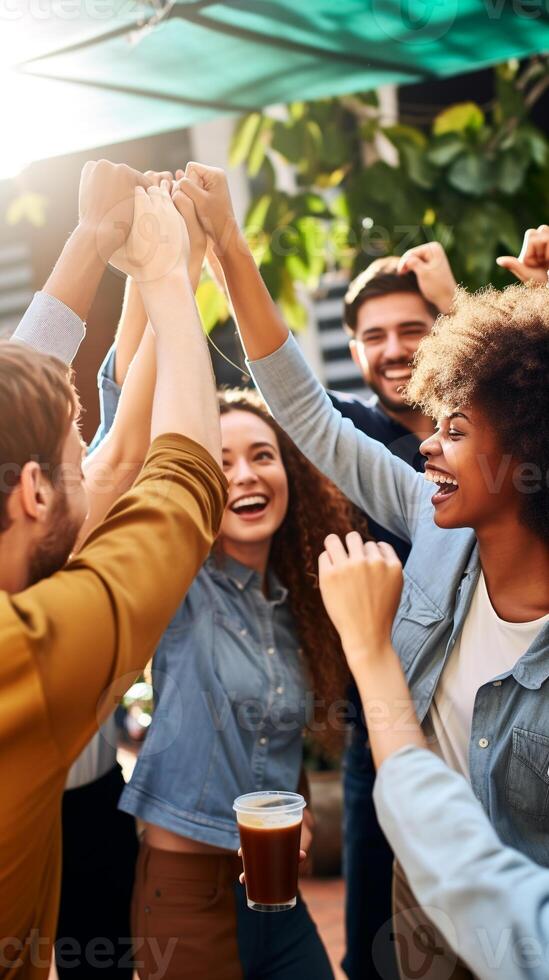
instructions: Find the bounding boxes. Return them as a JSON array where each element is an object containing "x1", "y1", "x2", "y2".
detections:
[{"x1": 239, "y1": 819, "x2": 302, "y2": 905}]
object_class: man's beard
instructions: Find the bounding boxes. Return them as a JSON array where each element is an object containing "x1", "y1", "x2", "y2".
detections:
[
  {"x1": 27, "y1": 490, "x2": 81, "y2": 586},
  {"x1": 370, "y1": 378, "x2": 413, "y2": 415}
]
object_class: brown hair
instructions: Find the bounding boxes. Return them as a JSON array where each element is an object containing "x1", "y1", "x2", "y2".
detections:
[
  {"x1": 344, "y1": 256, "x2": 439, "y2": 334},
  {"x1": 218, "y1": 388, "x2": 371, "y2": 753},
  {"x1": 407, "y1": 284, "x2": 549, "y2": 541},
  {"x1": 0, "y1": 341, "x2": 79, "y2": 531}
]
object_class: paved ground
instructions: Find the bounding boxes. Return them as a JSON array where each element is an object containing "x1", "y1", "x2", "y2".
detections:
[{"x1": 300, "y1": 876, "x2": 346, "y2": 979}]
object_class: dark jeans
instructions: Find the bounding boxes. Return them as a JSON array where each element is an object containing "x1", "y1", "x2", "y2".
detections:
[
  {"x1": 235, "y1": 883, "x2": 335, "y2": 980},
  {"x1": 342, "y1": 734, "x2": 399, "y2": 980},
  {"x1": 55, "y1": 764, "x2": 139, "y2": 979}
]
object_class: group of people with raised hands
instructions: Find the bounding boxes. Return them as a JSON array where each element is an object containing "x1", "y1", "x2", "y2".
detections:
[{"x1": 1, "y1": 157, "x2": 549, "y2": 980}]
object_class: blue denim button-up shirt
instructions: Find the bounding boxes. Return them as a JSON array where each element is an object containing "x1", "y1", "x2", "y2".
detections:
[
  {"x1": 250, "y1": 333, "x2": 549, "y2": 867},
  {"x1": 94, "y1": 347, "x2": 309, "y2": 849},
  {"x1": 120, "y1": 554, "x2": 308, "y2": 849}
]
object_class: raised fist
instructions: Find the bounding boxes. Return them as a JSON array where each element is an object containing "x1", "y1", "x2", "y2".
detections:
[{"x1": 79, "y1": 159, "x2": 151, "y2": 262}]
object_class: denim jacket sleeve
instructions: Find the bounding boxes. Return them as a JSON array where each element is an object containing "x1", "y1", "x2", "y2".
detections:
[
  {"x1": 87, "y1": 344, "x2": 122, "y2": 453},
  {"x1": 248, "y1": 333, "x2": 430, "y2": 543},
  {"x1": 373, "y1": 746, "x2": 549, "y2": 980}
]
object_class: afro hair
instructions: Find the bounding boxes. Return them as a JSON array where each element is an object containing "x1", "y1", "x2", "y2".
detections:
[{"x1": 407, "y1": 283, "x2": 549, "y2": 541}]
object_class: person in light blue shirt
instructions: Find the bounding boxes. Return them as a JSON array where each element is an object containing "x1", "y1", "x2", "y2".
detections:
[{"x1": 316, "y1": 533, "x2": 549, "y2": 980}]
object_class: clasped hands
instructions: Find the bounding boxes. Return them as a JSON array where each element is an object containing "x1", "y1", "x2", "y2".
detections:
[{"x1": 78, "y1": 159, "x2": 236, "y2": 288}]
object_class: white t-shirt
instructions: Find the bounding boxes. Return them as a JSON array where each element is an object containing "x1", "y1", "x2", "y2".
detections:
[{"x1": 429, "y1": 572, "x2": 549, "y2": 779}]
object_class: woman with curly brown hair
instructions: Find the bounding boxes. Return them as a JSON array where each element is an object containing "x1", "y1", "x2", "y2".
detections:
[{"x1": 106, "y1": 382, "x2": 364, "y2": 980}]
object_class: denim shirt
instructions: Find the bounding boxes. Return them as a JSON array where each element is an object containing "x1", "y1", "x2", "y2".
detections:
[
  {"x1": 120, "y1": 555, "x2": 308, "y2": 849},
  {"x1": 250, "y1": 333, "x2": 549, "y2": 867},
  {"x1": 94, "y1": 346, "x2": 309, "y2": 849}
]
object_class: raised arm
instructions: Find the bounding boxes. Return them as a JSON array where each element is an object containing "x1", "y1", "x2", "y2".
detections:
[
  {"x1": 13, "y1": 183, "x2": 225, "y2": 766},
  {"x1": 12, "y1": 161, "x2": 150, "y2": 365},
  {"x1": 76, "y1": 181, "x2": 208, "y2": 547},
  {"x1": 129, "y1": 184, "x2": 220, "y2": 461},
  {"x1": 178, "y1": 164, "x2": 429, "y2": 542},
  {"x1": 397, "y1": 241, "x2": 457, "y2": 314},
  {"x1": 318, "y1": 534, "x2": 425, "y2": 767},
  {"x1": 111, "y1": 167, "x2": 207, "y2": 387},
  {"x1": 318, "y1": 534, "x2": 549, "y2": 980},
  {"x1": 75, "y1": 325, "x2": 156, "y2": 550},
  {"x1": 497, "y1": 223, "x2": 549, "y2": 284},
  {"x1": 112, "y1": 277, "x2": 148, "y2": 387},
  {"x1": 45, "y1": 160, "x2": 153, "y2": 320}
]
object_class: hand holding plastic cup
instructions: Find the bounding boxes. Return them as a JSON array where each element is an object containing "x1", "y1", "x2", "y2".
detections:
[{"x1": 233, "y1": 791, "x2": 306, "y2": 912}]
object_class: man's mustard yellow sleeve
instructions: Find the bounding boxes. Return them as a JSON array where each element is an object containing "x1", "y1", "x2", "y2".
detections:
[{"x1": 6, "y1": 434, "x2": 227, "y2": 767}]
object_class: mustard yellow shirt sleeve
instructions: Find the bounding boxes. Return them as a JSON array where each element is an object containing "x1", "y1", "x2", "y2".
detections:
[{"x1": 6, "y1": 434, "x2": 227, "y2": 767}]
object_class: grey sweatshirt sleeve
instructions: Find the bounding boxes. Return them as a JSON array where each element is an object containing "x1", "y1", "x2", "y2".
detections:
[
  {"x1": 374, "y1": 746, "x2": 549, "y2": 980},
  {"x1": 248, "y1": 333, "x2": 431, "y2": 543},
  {"x1": 11, "y1": 292, "x2": 86, "y2": 365}
]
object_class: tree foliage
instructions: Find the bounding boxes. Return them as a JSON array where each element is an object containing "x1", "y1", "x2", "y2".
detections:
[{"x1": 227, "y1": 59, "x2": 549, "y2": 329}]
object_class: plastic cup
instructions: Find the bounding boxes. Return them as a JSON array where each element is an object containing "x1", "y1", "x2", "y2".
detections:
[{"x1": 233, "y1": 791, "x2": 306, "y2": 912}]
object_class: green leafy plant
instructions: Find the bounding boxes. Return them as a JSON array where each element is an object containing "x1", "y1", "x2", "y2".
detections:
[{"x1": 222, "y1": 58, "x2": 549, "y2": 329}]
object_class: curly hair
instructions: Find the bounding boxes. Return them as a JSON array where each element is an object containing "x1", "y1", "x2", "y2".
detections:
[
  {"x1": 406, "y1": 283, "x2": 549, "y2": 541},
  {"x1": 217, "y1": 388, "x2": 371, "y2": 752}
]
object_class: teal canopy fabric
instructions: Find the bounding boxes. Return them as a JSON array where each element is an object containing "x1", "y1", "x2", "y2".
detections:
[{"x1": 6, "y1": 1, "x2": 549, "y2": 165}]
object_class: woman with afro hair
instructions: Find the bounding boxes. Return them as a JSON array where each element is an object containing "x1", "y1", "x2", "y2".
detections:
[{"x1": 205, "y1": 168, "x2": 549, "y2": 980}]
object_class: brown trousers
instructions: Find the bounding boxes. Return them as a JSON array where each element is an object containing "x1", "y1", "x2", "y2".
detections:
[
  {"x1": 131, "y1": 842, "x2": 244, "y2": 980},
  {"x1": 392, "y1": 862, "x2": 476, "y2": 980}
]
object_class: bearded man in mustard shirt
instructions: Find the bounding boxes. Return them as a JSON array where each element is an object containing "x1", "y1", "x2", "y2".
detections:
[{"x1": 0, "y1": 165, "x2": 226, "y2": 978}]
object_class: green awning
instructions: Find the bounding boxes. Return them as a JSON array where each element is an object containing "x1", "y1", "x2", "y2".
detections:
[{"x1": 5, "y1": 1, "x2": 549, "y2": 169}]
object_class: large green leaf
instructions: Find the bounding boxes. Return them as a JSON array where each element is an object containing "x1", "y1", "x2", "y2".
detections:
[
  {"x1": 383, "y1": 124, "x2": 427, "y2": 149},
  {"x1": 229, "y1": 113, "x2": 263, "y2": 167},
  {"x1": 427, "y1": 134, "x2": 466, "y2": 167},
  {"x1": 271, "y1": 119, "x2": 306, "y2": 164},
  {"x1": 321, "y1": 124, "x2": 352, "y2": 169},
  {"x1": 286, "y1": 217, "x2": 327, "y2": 285},
  {"x1": 447, "y1": 152, "x2": 492, "y2": 195},
  {"x1": 196, "y1": 280, "x2": 230, "y2": 335},
  {"x1": 434, "y1": 102, "x2": 485, "y2": 136},
  {"x1": 279, "y1": 268, "x2": 308, "y2": 331},
  {"x1": 292, "y1": 192, "x2": 331, "y2": 218},
  {"x1": 495, "y1": 150, "x2": 530, "y2": 195},
  {"x1": 401, "y1": 144, "x2": 436, "y2": 189},
  {"x1": 383, "y1": 125, "x2": 435, "y2": 187},
  {"x1": 245, "y1": 193, "x2": 272, "y2": 231},
  {"x1": 247, "y1": 117, "x2": 274, "y2": 177},
  {"x1": 484, "y1": 202, "x2": 520, "y2": 253},
  {"x1": 516, "y1": 124, "x2": 548, "y2": 167}
]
